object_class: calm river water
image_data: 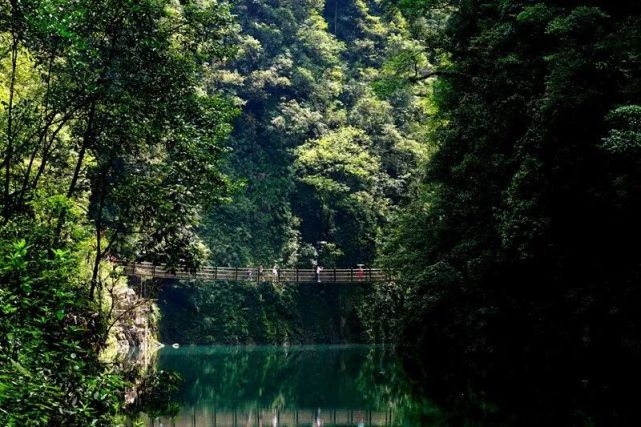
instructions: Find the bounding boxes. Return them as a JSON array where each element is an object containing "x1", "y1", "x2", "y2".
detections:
[
  {"x1": 130, "y1": 343, "x2": 638, "y2": 426},
  {"x1": 131, "y1": 343, "x2": 638, "y2": 426},
  {"x1": 136, "y1": 345, "x2": 436, "y2": 427}
]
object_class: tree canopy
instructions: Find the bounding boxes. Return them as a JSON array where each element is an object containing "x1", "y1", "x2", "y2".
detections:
[
  {"x1": 377, "y1": 0, "x2": 641, "y2": 390},
  {"x1": 0, "y1": 0, "x2": 236, "y2": 424},
  {"x1": 2, "y1": 0, "x2": 641, "y2": 424}
]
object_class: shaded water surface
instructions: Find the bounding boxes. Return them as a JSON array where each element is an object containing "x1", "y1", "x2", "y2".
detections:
[
  {"x1": 137, "y1": 345, "x2": 436, "y2": 426},
  {"x1": 131, "y1": 343, "x2": 640, "y2": 426}
]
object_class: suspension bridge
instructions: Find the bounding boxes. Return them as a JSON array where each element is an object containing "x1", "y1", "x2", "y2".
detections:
[{"x1": 120, "y1": 262, "x2": 391, "y2": 284}]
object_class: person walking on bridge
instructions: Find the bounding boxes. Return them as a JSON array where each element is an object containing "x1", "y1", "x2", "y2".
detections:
[
  {"x1": 356, "y1": 265, "x2": 365, "y2": 282},
  {"x1": 272, "y1": 264, "x2": 279, "y2": 283},
  {"x1": 315, "y1": 264, "x2": 323, "y2": 283}
]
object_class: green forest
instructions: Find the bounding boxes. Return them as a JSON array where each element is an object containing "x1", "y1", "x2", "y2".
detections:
[{"x1": 1, "y1": 0, "x2": 641, "y2": 425}]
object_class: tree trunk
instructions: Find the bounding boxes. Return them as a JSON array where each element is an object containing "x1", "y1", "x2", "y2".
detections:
[
  {"x1": 3, "y1": 33, "x2": 19, "y2": 215},
  {"x1": 89, "y1": 164, "x2": 110, "y2": 300},
  {"x1": 52, "y1": 102, "x2": 97, "y2": 247}
]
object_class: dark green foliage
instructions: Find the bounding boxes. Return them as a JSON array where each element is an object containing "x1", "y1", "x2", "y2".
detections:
[
  {"x1": 124, "y1": 369, "x2": 181, "y2": 421},
  {"x1": 158, "y1": 280, "x2": 370, "y2": 345},
  {"x1": 378, "y1": 0, "x2": 641, "y2": 388},
  {"x1": 358, "y1": 4, "x2": 641, "y2": 423}
]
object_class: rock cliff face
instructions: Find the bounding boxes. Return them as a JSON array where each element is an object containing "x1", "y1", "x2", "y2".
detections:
[
  {"x1": 93, "y1": 277, "x2": 162, "y2": 414},
  {"x1": 110, "y1": 285, "x2": 161, "y2": 353}
]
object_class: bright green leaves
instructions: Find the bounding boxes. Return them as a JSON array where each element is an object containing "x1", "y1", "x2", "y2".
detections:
[
  {"x1": 171, "y1": 0, "x2": 236, "y2": 61},
  {"x1": 0, "y1": 240, "x2": 34, "y2": 293},
  {"x1": 298, "y1": 11, "x2": 345, "y2": 66},
  {"x1": 516, "y1": 3, "x2": 554, "y2": 26},
  {"x1": 2, "y1": 239, "x2": 28, "y2": 272},
  {"x1": 296, "y1": 127, "x2": 380, "y2": 196},
  {"x1": 1, "y1": 0, "x2": 237, "y2": 424},
  {"x1": 546, "y1": 6, "x2": 609, "y2": 39},
  {"x1": 200, "y1": 0, "x2": 428, "y2": 270},
  {"x1": 602, "y1": 105, "x2": 641, "y2": 154},
  {"x1": 0, "y1": 229, "x2": 125, "y2": 425},
  {"x1": 294, "y1": 125, "x2": 388, "y2": 265}
]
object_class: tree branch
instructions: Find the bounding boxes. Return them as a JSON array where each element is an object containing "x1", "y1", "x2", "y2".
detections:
[{"x1": 409, "y1": 69, "x2": 463, "y2": 82}]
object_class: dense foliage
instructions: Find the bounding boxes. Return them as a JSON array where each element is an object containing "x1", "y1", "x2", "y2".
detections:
[
  {"x1": 3, "y1": 0, "x2": 641, "y2": 423},
  {"x1": 0, "y1": 0, "x2": 235, "y2": 424},
  {"x1": 162, "y1": 0, "x2": 431, "y2": 344},
  {"x1": 159, "y1": 280, "x2": 369, "y2": 345},
  {"x1": 201, "y1": 0, "x2": 428, "y2": 268},
  {"x1": 369, "y1": 0, "x2": 641, "y2": 422}
]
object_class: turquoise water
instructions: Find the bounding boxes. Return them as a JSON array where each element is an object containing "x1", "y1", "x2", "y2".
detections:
[
  {"x1": 139, "y1": 345, "x2": 436, "y2": 426},
  {"x1": 132, "y1": 344, "x2": 640, "y2": 426}
]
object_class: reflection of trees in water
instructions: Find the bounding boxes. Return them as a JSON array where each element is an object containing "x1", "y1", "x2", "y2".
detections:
[
  {"x1": 156, "y1": 346, "x2": 401, "y2": 410},
  {"x1": 121, "y1": 349, "x2": 183, "y2": 424},
  {"x1": 127, "y1": 345, "x2": 509, "y2": 426},
  {"x1": 354, "y1": 347, "x2": 451, "y2": 426},
  {"x1": 356, "y1": 348, "x2": 529, "y2": 426},
  {"x1": 135, "y1": 346, "x2": 515, "y2": 425},
  {"x1": 134, "y1": 345, "x2": 634, "y2": 425}
]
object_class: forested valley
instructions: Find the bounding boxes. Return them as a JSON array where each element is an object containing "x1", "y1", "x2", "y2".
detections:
[
  {"x1": 1, "y1": 0, "x2": 640, "y2": 426},
  {"x1": 159, "y1": 0, "x2": 429, "y2": 345}
]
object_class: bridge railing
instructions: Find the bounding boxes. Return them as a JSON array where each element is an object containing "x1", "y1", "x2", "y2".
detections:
[{"x1": 120, "y1": 262, "x2": 392, "y2": 283}]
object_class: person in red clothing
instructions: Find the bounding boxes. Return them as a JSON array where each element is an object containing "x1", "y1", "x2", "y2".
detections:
[{"x1": 356, "y1": 265, "x2": 365, "y2": 281}]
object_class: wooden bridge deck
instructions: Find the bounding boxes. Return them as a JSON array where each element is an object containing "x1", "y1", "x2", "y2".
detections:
[{"x1": 121, "y1": 262, "x2": 390, "y2": 283}]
